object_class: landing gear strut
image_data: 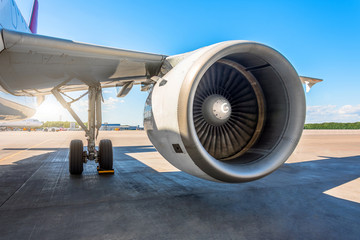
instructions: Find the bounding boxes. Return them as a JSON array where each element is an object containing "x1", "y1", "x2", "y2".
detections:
[{"x1": 52, "y1": 84, "x2": 113, "y2": 175}]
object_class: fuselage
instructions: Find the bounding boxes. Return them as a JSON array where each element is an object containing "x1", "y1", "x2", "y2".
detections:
[{"x1": 0, "y1": 0, "x2": 38, "y2": 121}]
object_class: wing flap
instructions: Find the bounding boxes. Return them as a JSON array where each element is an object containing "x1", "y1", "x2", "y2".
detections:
[{"x1": 0, "y1": 29, "x2": 166, "y2": 96}]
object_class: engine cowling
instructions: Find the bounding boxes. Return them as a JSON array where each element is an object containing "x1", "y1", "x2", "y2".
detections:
[{"x1": 144, "y1": 41, "x2": 305, "y2": 183}]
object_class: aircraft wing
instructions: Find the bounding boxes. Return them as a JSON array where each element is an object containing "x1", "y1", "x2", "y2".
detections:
[{"x1": 0, "y1": 29, "x2": 166, "y2": 96}]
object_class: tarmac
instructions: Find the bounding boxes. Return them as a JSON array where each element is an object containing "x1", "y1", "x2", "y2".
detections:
[{"x1": 0, "y1": 130, "x2": 359, "y2": 240}]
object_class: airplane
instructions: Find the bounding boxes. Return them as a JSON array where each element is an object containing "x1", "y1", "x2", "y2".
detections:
[
  {"x1": 0, "y1": 118, "x2": 42, "y2": 129},
  {"x1": 0, "y1": 0, "x2": 322, "y2": 182}
]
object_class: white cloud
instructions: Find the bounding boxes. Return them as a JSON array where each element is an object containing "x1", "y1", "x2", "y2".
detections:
[
  {"x1": 103, "y1": 97, "x2": 124, "y2": 109},
  {"x1": 71, "y1": 99, "x2": 88, "y2": 119},
  {"x1": 104, "y1": 97, "x2": 118, "y2": 105},
  {"x1": 338, "y1": 105, "x2": 360, "y2": 115},
  {"x1": 79, "y1": 99, "x2": 88, "y2": 107},
  {"x1": 306, "y1": 104, "x2": 360, "y2": 123}
]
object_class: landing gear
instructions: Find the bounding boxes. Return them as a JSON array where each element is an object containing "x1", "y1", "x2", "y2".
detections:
[
  {"x1": 69, "y1": 140, "x2": 84, "y2": 174},
  {"x1": 51, "y1": 83, "x2": 114, "y2": 175},
  {"x1": 99, "y1": 139, "x2": 113, "y2": 170}
]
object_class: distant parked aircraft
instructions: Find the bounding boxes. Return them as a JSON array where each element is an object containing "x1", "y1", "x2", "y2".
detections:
[{"x1": 0, "y1": 118, "x2": 42, "y2": 128}]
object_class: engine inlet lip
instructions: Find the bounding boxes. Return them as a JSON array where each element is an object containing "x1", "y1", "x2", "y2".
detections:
[{"x1": 177, "y1": 41, "x2": 305, "y2": 182}]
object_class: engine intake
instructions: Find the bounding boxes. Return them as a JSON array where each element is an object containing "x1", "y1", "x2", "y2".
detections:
[
  {"x1": 145, "y1": 41, "x2": 305, "y2": 183},
  {"x1": 193, "y1": 59, "x2": 266, "y2": 160}
]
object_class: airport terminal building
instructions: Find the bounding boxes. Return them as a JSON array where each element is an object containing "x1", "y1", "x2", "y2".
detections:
[{"x1": 100, "y1": 123, "x2": 143, "y2": 131}]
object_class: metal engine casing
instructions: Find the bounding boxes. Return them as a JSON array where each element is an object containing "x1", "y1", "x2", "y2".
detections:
[{"x1": 144, "y1": 41, "x2": 305, "y2": 183}]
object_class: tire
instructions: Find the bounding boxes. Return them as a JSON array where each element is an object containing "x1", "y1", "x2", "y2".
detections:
[
  {"x1": 69, "y1": 139, "x2": 84, "y2": 174},
  {"x1": 99, "y1": 139, "x2": 113, "y2": 170}
]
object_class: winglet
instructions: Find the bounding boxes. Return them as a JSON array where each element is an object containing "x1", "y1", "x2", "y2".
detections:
[
  {"x1": 299, "y1": 76, "x2": 323, "y2": 93},
  {"x1": 29, "y1": 0, "x2": 39, "y2": 34}
]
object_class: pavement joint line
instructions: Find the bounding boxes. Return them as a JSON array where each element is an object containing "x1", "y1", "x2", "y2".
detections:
[{"x1": 0, "y1": 139, "x2": 49, "y2": 162}]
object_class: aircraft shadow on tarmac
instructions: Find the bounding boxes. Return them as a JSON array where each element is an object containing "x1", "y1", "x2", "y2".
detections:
[
  {"x1": 0, "y1": 145, "x2": 359, "y2": 198},
  {"x1": 0, "y1": 145, "x2": 359, "y2": 239}
]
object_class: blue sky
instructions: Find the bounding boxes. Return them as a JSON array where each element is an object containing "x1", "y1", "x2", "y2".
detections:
[{"x1": 17, "y1": 0, "x2": 360, "y2": 124}]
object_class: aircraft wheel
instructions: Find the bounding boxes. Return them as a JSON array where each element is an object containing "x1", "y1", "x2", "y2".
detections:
[
  {"x1": 69, "y1": 139, "x2": 84, "y2": 174},
  {"x1": 99, "y1": 139, "x2": 113, "y2": 170}
]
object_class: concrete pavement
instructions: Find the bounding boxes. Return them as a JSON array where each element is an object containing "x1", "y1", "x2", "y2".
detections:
[{"x1": 0, "y1": 130, "x2": 359, "y2": 240}]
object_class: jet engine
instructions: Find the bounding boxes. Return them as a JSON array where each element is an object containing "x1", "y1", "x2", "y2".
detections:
[{"x1": 144, "y1": 41, "x2": 305, "y2": 183}]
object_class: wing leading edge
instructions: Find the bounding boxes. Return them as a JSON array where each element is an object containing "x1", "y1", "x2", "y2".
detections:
[{"x1": 0, "y1": 29, "x2": 166, "y2": 96}]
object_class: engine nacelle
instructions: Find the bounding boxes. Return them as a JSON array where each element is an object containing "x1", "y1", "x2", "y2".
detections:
[{"x1": 144, "y1": 41, "x2": 305, "y2": 183}]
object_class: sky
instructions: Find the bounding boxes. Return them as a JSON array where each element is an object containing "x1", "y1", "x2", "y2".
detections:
[{"x1": 16, "y1": 0, "x2": 360, "y2": 125}]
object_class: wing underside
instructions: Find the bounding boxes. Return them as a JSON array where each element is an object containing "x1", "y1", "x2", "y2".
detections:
[{"x1": 0, "y1": 29, "x2": 166, "y2": 96}]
